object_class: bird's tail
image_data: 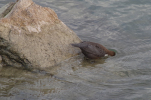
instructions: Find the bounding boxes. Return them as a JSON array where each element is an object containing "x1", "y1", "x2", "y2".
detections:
[{"x1": 71, "y1": 43, "x2": 81, "y2": 47}]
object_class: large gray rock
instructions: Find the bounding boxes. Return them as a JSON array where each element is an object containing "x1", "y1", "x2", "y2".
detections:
[{"x1": 0, "y1": 0, "x2": 81, "y2": 69}]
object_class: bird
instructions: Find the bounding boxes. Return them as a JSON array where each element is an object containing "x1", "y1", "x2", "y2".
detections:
[{"x1": 71, "y1": 41, "x2": 115, "y2": 59}]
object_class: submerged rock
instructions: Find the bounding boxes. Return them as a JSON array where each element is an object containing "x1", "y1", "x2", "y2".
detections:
[{"x1": 0, "y1": 0, "x2": 81, "y2": 69}]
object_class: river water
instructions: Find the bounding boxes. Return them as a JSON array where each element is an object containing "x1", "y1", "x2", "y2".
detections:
[{"x1": 1, "y1": 0, "x2": 151, "y2": 100}]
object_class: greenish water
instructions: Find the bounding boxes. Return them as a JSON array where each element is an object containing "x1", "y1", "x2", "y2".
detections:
[{"x1": 1, "y1": 0, "x2": 151, "y2": 100}]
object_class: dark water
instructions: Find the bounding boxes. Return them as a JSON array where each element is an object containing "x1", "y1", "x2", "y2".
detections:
[{"x1": 1, "y1": 0, "x2": 151, "y2": 100}]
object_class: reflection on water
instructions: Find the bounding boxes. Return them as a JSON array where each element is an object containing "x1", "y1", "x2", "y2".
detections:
[{"x1": 1, "y1": 0, "x2": 151, "y2": 100}]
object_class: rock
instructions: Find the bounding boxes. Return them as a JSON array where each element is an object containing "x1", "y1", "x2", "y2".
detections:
[
  {"x1": 0, "y1": 2, "x2": 15, "y2": 18},
  {"x1": 0, "y1": 0, "x2": 81, "y2": 69}
]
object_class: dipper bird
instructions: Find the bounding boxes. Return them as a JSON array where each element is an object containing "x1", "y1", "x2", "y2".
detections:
[{"x1": 71, "y1": 41, "x2": 115, "y2": 59}]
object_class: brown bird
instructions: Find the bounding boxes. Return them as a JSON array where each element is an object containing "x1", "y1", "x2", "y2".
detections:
[{"x1": 71, "y1": 41, "x2": 115, "y2": 59}]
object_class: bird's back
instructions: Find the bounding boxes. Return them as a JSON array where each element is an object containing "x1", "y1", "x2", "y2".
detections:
[{"x1": 71, "y1": 41, "x2": 106, "y2": 59}]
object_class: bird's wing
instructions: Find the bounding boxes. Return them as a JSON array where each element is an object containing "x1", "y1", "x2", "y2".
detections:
[{"x1": 81, "y1": 44, "x2": 105, "y2": 57}]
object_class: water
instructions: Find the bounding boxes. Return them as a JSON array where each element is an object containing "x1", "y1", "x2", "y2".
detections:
[{"x1": 1, "y1": 0, "x2": 151, "y2": 100}]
